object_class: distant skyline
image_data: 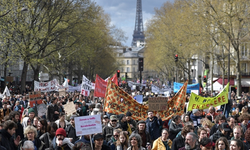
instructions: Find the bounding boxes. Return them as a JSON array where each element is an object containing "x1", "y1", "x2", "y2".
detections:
[{"x1": 93, "y1": 0, "x2": 173, "y2": 46}]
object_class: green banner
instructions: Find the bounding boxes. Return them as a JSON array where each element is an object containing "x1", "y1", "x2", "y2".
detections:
[{"x1": 188, "y1": 83, "x2": 229, "y2": 111}]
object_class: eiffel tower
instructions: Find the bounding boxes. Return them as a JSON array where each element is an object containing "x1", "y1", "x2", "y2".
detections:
[{"x1": 131, "y1": 0, "x2": 145, "y2": 47}]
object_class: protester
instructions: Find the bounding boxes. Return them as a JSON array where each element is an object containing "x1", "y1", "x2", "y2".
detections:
[
  {"x1": 65, "y1": 115, "x2": 79, "y2": 143},
  {"x1": 146, "y1": 111, "x2": 163, "y2": 141},
  {"x1": 171, "y1": 125, "x2": 194, "y2": 150},
  {"x1": 127, "y1": 133, "x2": 146, "y2": 150},
  {"x1": 132, "y1": 120, "x2": 151, "y2": 148},
  {"x1": 215, "y1": 137, "x2": 230, "y2": 150},
  {"x1": 116, "y1": 131, "x2": 128, "y2": 150},
  {"x1": 50, "y1": 128, "x2": 74, "y2": 150},
  {"x1": 9, "y1": 111, "x2": 24, "y2": 139},
  {"x1": 197, "y1": 127, "x2": 208, "y2": 142},
  {"x1": 0, "y1": 102, "x2": 11, "y2": 122},
  {"x1": 23, "y1": 108, "x2": 36, "y2": 130},
  {"x1": 93, "y1": 133, "x2": 111, "y2": 150},
  {"x1": 210, "y1": 122, "x2": 231, "y2": 142},
  {"x1": 152, "y1": 128, "x2": 172, "y2": 150},
  {"x1": 40, "y1": 122, "x2": 58, "y2": 149},
  {"x1": 206, "y1": 106, "x2": 219, "y2": 122},
  {"x1": 0, "y1": 120, "x2": 20, "y2": 150},
  {"x1": 199, "y1": 137, "x2": 214, "y2": 150},
  {"x1": 108, "y1": 129, "x2": 122, "y2": 150},
  {"x1": 18, "y1": 125, "x2": 45, "y2": 150},
  {"x1": 55, "y1": 112, "x2": 69, "y2": 129},
  {"x1": 169, "y1": 115, "x2": 182, "y2": 140},
  {"x1": 46, "y1": 97, "x2": 59, "y2": 123},
  {"x1": 126, "y1": 112, "x2": 137, "y2": 132},
  {"x1": 103, "y1": 115, "x2": 121, "y2": 142},
  {"x1": 37, "y1": 119, "x2": 48, "y2": 137},
  {"x1": 179, "y1": 132, "x2": 199, "y2": 150},
  {"x1": 230, "y1": 139, "x2": 244, "y2": 150}
]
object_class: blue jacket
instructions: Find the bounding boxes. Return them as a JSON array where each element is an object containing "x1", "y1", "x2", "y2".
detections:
[{"x1": 146, "y1": 116, "x2": 163, "y2": 141}]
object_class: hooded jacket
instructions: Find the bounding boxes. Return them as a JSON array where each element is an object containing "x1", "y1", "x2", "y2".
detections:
[
  {"x1": 0, "y1": 129, "x2": 17, "y2": 150},
  {"x1": 103, "y1": 123, "x2": 121, "y2": 142}
]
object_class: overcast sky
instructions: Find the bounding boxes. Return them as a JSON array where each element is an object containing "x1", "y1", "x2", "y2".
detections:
[{"x1": 93, "y1": 0, "x2": 173, "y2": 47}]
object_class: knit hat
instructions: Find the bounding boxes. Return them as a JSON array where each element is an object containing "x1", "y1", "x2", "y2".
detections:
[
  {"x1": 28, "y1": 108, "x2": 35, "y2": 114},
  {"x1": 126, "y1": 111, "x2": 132, "y2": 117},
  {"x1": 56, "y1": 128, "x2": 67, "y2": 137}
]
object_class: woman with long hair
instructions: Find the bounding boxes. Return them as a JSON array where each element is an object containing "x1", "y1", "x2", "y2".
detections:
[
  {"x1": 116, "y1": 131, "x2": 128, "y2": 150},
  {"x1": 37, "y1": 118, "x2": 48, "y2": 137},
  {"x1": 127, "y1": 133, "x2": 146, "y2": 150},
  {"x1": 215, "y1": 137, "x2": 229, "y2": 150}
]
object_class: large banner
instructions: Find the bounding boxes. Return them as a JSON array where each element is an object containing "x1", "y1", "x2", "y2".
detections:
[
  {"x1": 94, "y1": 74, "x2": 107, "y2": 97},
  {"x1": 81, "y1": 75, "x2": 92, "y2": 96},
  {"x1": 105, "y1": 80, "x2": 188, "y2": 120},
  {"x1": 174, "y1": 82, "x2": 199, "y2": 94},
  {"x1": 34, "y1": 79, "x2": 59, "y2": 92},
  {"x1": 188, "y1": 83, "x2": 229, "y2": 111}
]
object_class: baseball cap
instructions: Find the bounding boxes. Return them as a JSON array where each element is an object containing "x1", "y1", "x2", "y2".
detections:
[
  {"x1": 110, "y1": 115, "x2": 118, "y2": 121},
  {"x1": 93, "y1": 134, "x2": 104, "y2": 141},
  {"x1": 221, "y1": 123, "x2": 230, "y2": 131}
]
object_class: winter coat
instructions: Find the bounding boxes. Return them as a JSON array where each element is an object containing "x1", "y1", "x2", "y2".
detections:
[
  {"x1": 65, "y1": 124, "x2": 79, "y2": 144},
  {"x1": 146, "y1": 116, "x2": 163, "y2": 141},
  {"x1": 210, "y1": 130, "x2": 229, "y2": 143},
  {"x1": 0, "y1": 108, "x2": 11, "y2": 121},
  {"x1": 39, "y1": 132, "x2": 54, "y2": 149},
  {"x1": 103, "y1": 123, "x2": 121, "y2": 142},
  {"x1": 171, "y1": 135, "x2": 185, "y2": 150},
  {"x1": 0, "y1": 129, "x2": 17, "y2": 150},
  {"x1": 127, "y1": 119, "x2": 137, "y2": 131},
  {"x1": 46, "y1": 104, "x2": 59, "y2": 122},
  {"x1": 168, "y1": 121, "x2": 182, "y2": 141},
  {"x1": 152, "y1": 137, "x2": 172, "y2": 150},
  {"x1": 18, "y1": 138, "x2": 45, "y2": 150}
]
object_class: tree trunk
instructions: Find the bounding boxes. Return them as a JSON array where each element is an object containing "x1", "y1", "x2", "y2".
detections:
[
  {"x1": 236, "y1": 50, "x2": 241, "y2": 97},
  {"x1": 188, "y1": 59, "x2": 192, "y2": 84},
  {"x1": 32, "y1": 65, "x2": 40, "y2": 89},
  {"x1": 21, "y1": 61, "x2": 28, "y2": 94},
  {"x1": 210, "y1": 53, "x2": 214, "y2": 93},
  {"x1": 3, "y1": 61, "x2": 7, "y2": 89}
]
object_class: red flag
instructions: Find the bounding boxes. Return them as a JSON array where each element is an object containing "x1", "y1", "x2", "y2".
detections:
[
  {"x1": 94, "y1": 74, "x2": 107, "y2": 97},
  {"x1": 111, "y1": 74, "x2": 118, "y2": 86}
]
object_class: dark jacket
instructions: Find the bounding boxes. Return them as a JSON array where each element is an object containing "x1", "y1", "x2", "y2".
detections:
[
  {"x1": 0, "y1": 129, "x2": 18, "y2": 150},
  {"x1": 46, "y1": 104, "x2": 59, "y2": 122},
  {"x1": 210, "y1": 130, "x2": 229, "y2": 143},
  {"x1": 66, "y1": 124, "x2": 79, "y2": 144},
  {"x1": 127, "y1": 119, "x2": 137, "y2": 131},
  {"x1": 50, "y1": 137, "x2": 73, "y2": 150},
  {"x1": 93, "y1": 144, "x2": 111, "y2": 150},
  {"x1": 210, "y1": 124, "x2": 219, "y2": 136},
  {"x1": 190, "y1": 113, "x2": 202, "y2": 127},
  {"x1": 103, "y1": 123, "x2": 121, "y2": 142},
  {"x1": 15, "y1": 121, "x2": 24, "y2": 139},
  {"x1": 39, "y1": 132, "x2": 54, "y2": 149},
  {"x1": 18, "y1": 138, "x2": 45, "y2": 150},
  {"x1": 146, "y1": 116, "x2": 163, "y2": 141},
  {"x1": 171, "y1": 135, "x2": 185, "y2": 150},
  {"x1": 169, "y1": 121, "x2": 182, "y2": 141}
]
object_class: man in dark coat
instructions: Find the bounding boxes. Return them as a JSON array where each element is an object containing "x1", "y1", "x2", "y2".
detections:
[
  {"x1": 9, "y1": 111, "x2": 24, "y2": 139},
  {"x1": 169, "y1": 115, "x2": 183, "y2": 140},
  {"x1": 46, "y1": 97, "x2": 59, "y2": 123},
  {"x1": 0, "y1": 120, "x2": 20, "y2": 150},
  {"x1": 132, "y1": 120, "x2": 151, "y2": 148},
  {"x1": 145, "y1": 111, "x2": 163, "y2": 141},
  {"x1": 126, "y1": 111, "x2": 137, "y2": 131},
  {"x1": 171, "y1": 125, "x2": 194, "y2": 150}
]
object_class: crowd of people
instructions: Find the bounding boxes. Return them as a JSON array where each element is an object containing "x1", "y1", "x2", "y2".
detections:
[{"x1": 0, "y1": 89, "x2": 249, "y2": 150}]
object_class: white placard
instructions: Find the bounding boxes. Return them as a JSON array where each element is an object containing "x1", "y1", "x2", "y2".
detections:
[
  {"x1": 81, "y1": 75, "x2": 92, "y2": 96},
  {"x1": 34, "y1": 79, "x2": 59, "y2": 92},
  {"x1": 74, "y1": 115, "x2": 102, "y2": 136}
]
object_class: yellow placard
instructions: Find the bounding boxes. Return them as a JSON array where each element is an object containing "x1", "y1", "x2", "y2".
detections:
[{"x1": 188, "y1": 83, "x2": 229, "y2": 111}]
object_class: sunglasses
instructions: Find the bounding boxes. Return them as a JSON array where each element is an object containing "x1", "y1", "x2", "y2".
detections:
[
  {"x1": 113, "y1": 135, "x2": 119, "y2": 137},
  {"x1": 111, "y1": 120, "x2": 117, "y2": 122}
]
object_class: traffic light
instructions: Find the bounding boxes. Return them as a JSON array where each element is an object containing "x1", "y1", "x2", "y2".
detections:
[
  {"x1": 175, "y1": 54, "x2": 178, "y2": 62},
  {"x1": 125, "y1": 72, "x2": 128, "y2": 79},
  {"x1": 117, "y1": 70, "x2": 120, "y2": 78},
  {"x1": 138, "y1": 58, "x2": 143, "y2": 71},
  {"x1": 203, "y1": 75, "x2": 207, "y2": 82}
]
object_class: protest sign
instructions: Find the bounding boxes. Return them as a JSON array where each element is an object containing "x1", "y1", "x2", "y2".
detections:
[
  {"x1": 191, "y1": 90, "x2": 199, "y2": 95},
  {"x1": 29, "y1": 92, "x2": 42, "y2": 107},
  {"x1": 151, "y1": 85, "x2": 172, "y2": 94},
  {"x1": 64, "y1": 102, "x2": 76, "y2": 115},
  {"x1": 59, "y1": 88, "x2": 66, "y2": 97},
  {"x1": 94, "y1": 74, "x2": 107, "y2": 97},
  {"x1": 34, "y1": 79, "x2": 59, "y2": 92},
  {"x1": 74, "y1": 115, "x2": 102, "y2": 136},
  {"x1": 81, "y1": 75, "x2": 92, "y2": 96},
  {"x1": 105, "y1": 80, "x2": 188, "y2": 120},
  {"x1": 68, "y1": 85, "x2": 81, "y2": 92},
  {"x1": 37, "y1": 104, "x2": 47, "y2": 117},
  {"x1": 174, "y1": 82, "x2": 199, "y2": 94},
  {"x1": 148, "y1": 97, "x2": 168, "y2": 111},
  {"x1": 188, "y1": 83, "x2": 229, "y2": 111},
  {"x1": 3, "y1": 86, "x2": 10, "y2": 96}
]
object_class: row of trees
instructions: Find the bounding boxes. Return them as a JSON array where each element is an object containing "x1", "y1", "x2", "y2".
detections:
[
  {"x1": 145, "y1": 0, "x2": 250, "y2": 96},
  {"x1": 0, "y1": 0, "x2": 126, "y2": 92}
]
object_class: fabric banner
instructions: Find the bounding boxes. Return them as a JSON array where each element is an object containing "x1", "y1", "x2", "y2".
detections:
[
  {"x1": 3, "y1": 86, "x2": 10, "y2": 96},
  {"x1": 174, "y1": 82, "x2": 199, "y2": 94},
  {"x1": 68, "y1": 85, "x2": 81, "y2": 92},
  {"x1": 34, "y1": 79, "x2": 59, "y2": 92},
  {"x1": 105, "y1": 80, "x2": 188, "y2": 120},
  {"x1": 188, "y1": 83, "x2": 229, "y2": 111},
  {"x1": 94, "y1": 74, "x2": 107, "y2": 97},
  {"x1": 81, "y1": 75, "x2": 92, "y2": 96}
]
